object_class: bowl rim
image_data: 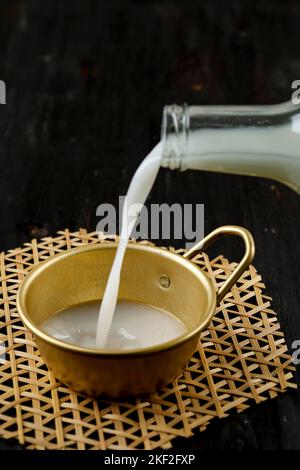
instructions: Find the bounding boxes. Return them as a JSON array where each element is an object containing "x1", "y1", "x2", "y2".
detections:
[{"x1": 17, "y1": 242, "x2": 217, "y2": 357}]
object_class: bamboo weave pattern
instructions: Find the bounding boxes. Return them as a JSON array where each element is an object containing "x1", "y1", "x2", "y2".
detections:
[{"x1": 0, "y1": 229, "x2": 296, "y2": 449}]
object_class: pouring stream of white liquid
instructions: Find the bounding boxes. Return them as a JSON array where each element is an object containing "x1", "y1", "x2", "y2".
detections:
[{"x1": 96, "y1": 142, "x2": 162, "y2": 347}]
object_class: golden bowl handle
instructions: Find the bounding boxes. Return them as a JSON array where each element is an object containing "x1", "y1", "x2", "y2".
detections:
[{"x1": 183, "y1": 225, "x2": 255, "y2": 304}]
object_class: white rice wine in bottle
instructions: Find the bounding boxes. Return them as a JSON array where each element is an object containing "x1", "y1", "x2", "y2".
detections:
[{"x1": 161, "y1": 101, "x2": 300, "y2": 193}]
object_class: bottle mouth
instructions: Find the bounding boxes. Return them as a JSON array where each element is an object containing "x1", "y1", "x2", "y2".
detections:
[{"x1": 161, "y1": 104, "x2": 189, "y2": 170}]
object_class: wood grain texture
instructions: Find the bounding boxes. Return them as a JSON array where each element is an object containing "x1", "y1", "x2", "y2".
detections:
[{"x1": 0, "y1": 0, "x2": 299, "y2": 449}]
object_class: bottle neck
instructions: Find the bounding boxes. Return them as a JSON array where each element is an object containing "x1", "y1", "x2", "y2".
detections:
[
  {"x1": 161, "y1": 104, "x2": 188, "y2": 170},
  {"x1": 161, "y1": 101, "x2": 300, "y2": 174}
]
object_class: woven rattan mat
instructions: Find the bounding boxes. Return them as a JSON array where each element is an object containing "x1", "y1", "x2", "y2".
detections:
[{"x1": 0, "y1": 229, "x2": 296, "y2": 450}]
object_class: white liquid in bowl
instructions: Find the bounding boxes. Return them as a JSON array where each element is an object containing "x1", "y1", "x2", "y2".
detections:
[{"x1": 40, "y1": 300, "x2": 187, "y2": 350}]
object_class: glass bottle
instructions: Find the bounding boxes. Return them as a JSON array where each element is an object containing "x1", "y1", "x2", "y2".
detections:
[{"x1": 161, "y1": 101, "x2": 300, "y2": 193}]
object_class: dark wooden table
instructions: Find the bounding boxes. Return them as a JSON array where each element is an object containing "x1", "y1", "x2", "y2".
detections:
[{"x1": 0, "y1": 0, "x2": 300, "y2": 450}]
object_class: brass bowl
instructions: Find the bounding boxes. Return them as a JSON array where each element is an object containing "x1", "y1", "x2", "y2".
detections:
[{"x1": 17, "y1": 225, "x2": 254, "y2": 398}]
